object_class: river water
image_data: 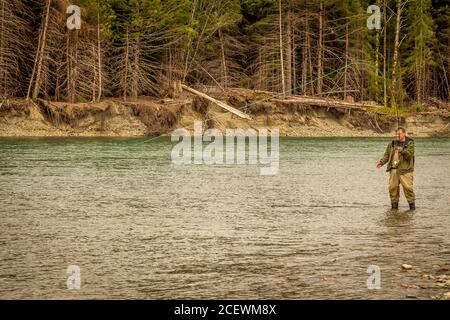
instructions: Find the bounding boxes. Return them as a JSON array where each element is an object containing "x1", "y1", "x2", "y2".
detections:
[{"x1": 0, "y1": 137, "x2": 449, "y2": 299}]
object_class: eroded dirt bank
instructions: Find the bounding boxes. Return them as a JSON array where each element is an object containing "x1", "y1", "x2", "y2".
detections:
[{"x1": 1, "y1": 91, "x2": 449, "y2": 137}]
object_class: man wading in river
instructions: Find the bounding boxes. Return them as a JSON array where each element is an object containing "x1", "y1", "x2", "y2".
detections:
[{"x1": 376, "y1": 127, "x2": 416, "y2": 210}]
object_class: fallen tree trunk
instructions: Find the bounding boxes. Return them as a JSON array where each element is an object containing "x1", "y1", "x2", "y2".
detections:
[
  {"x1": 181, "y1": 84, "x2": 252, "y2": 120},
  {"x1": 269, "y1": 96, "x2": 381, "y2": 111}
]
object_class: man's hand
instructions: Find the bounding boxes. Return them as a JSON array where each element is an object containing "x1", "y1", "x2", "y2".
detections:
[
  {"x1": 396, "y1": 147, "x2": 403, "y2": 153},
  {"x1": 376, "y1": 161, "x2": 383, "y2": 168}
]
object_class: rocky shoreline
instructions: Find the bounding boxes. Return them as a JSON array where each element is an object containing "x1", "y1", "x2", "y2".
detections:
[
  {"x1": 400, "y1": 263, "x2": 450, "y2": 300},
  {"x1": 1, "y1": 93, "x2": 449, "y2": 138}
]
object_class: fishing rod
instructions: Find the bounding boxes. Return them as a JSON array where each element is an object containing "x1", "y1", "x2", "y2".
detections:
[{"x1": 396, "y1": 101, "x2": 400, "y2": 131}]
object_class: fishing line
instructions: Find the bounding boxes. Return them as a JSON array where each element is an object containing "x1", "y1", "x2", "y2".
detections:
[{"x1": 130, "y1": 60, "x2": 373, "y2": 146}]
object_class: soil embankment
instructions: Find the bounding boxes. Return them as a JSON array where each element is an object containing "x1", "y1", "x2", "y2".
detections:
[{"x1": 1, "y1": 89, "x2": 449, "y2": 137}]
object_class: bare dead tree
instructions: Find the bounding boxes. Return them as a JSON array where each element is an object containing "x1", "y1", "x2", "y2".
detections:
[
  {"x1": 96, "y1": 11, "x2": 102, "y2": 101},
  {"x1": 0, "y1": 0, "x2": 31, "y2": 98},
  {"x1": 27, "y1": 0, "x2": 51, "y2": 100},
  {"x1": 278, "y1": 0, "x2": 286, "y2": 96},
  {"x1": 316, "y1": 1, "x2": 324, "y2": 95},
  {"x1": 391, "y1": 0, "x2": 403, "y2": 105}
]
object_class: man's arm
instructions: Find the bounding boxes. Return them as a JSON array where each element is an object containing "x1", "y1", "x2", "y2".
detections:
[
  {"x1": 401, "y1": 140, "x2": 414, "y2": 161},
  {"x1": 378, "y1": 143, "x2": 391, "y2": 166}
]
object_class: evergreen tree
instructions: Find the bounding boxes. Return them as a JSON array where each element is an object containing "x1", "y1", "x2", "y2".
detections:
[
  {"x1": 432, "y1": 0, "x2": 450, "y2": 100},
  {"x1": 404, "y1": 0, "x2": 436, "y2": 103}
]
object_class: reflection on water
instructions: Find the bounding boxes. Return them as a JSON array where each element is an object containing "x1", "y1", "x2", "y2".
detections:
[
  {"x1": 0, "y1": 137, "x2": 449, "y2": 299},
  {"x1": 380, "y1": 210, "x2": 415, "y2": 239},
  {"x1": 382, "y1": 209, "x2": 415, "y2": 226}
]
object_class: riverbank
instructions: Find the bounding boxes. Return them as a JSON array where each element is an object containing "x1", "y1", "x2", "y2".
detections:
[{"x1": 1, "y1": 89, "x2": 449, "y2": 137}]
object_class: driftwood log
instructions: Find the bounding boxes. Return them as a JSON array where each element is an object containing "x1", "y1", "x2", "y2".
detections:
[
  {"x1": 269, "y1": 96, "x2": 379, "y2": 111},
  {"x1": 181, "y1": 84, "x2": 252, "y2": 120}
]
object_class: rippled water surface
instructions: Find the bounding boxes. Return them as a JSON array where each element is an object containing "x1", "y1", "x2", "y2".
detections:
[{"x1": 0, "y1": 137, "x2": 449, "y2": 299}]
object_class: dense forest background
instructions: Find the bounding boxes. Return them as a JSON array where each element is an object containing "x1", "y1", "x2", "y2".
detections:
[{"x1": 1, "y1": 0, "x2": 449, "y2": 110}]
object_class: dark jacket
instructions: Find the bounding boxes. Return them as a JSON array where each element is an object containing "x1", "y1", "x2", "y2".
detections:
[{"x1": 379, "y1": 136, "x2": 415, "y2": 174}]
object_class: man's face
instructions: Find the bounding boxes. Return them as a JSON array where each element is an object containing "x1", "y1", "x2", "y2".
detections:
[{"x1": 396, "y1": 130, "x2": 405, "y2": 140}]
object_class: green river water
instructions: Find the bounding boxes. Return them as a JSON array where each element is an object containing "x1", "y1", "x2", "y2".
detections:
[{"x1": 0, "y1": 137, "x2": 449, "y2": 299}]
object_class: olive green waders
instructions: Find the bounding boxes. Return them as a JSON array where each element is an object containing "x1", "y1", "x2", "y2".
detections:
[{"x1": 388, "y1": 169, "x2": 416, "y2": 204}]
